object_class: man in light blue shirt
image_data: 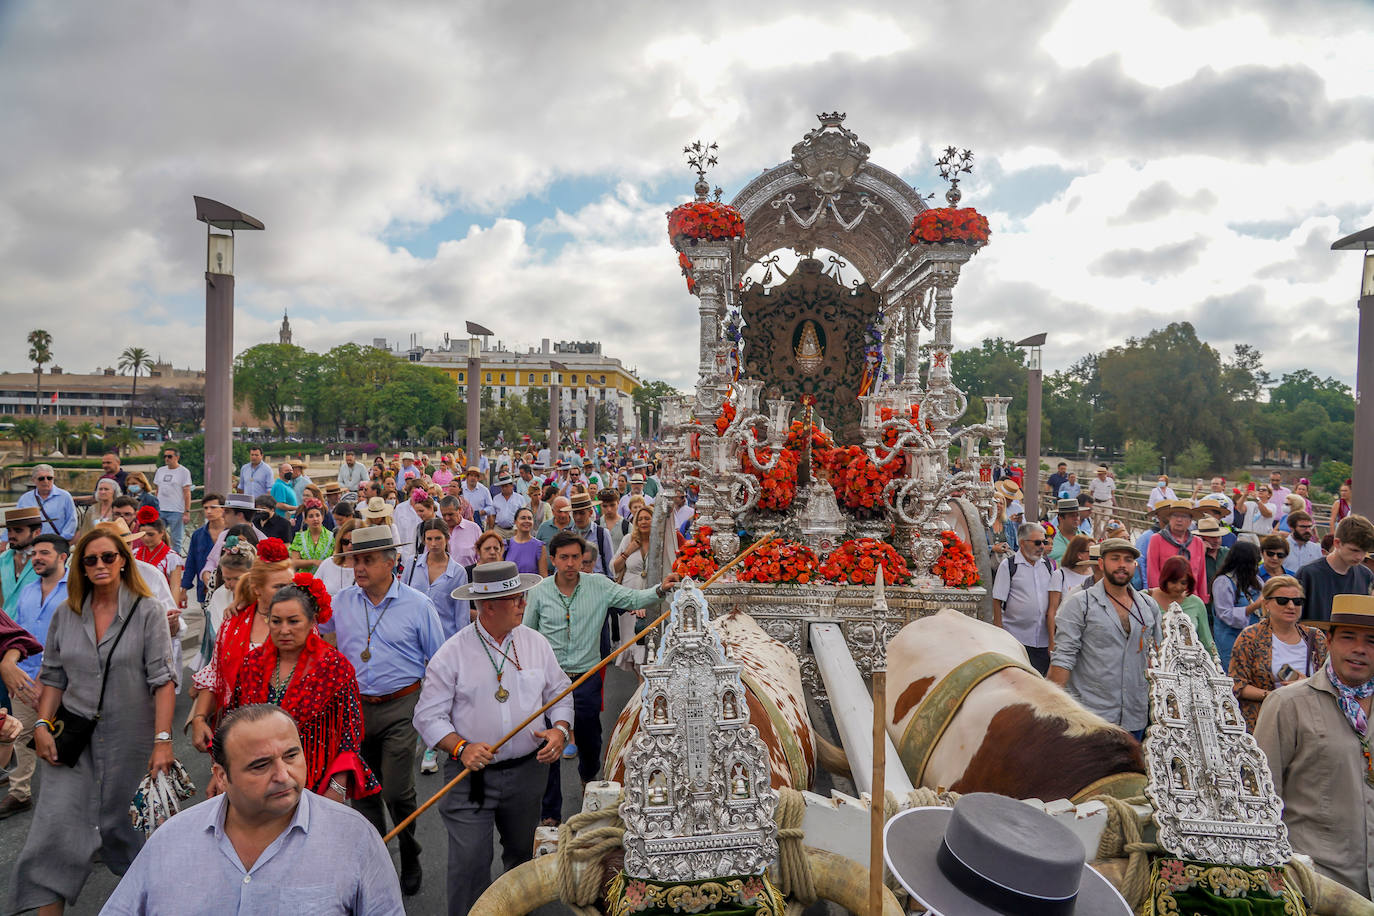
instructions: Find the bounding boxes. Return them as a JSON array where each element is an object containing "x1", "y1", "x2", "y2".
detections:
[
  {"x1": 318, "y1": 526, "x2": 444, "y2": 896},
  {"x1": 101, "y1": 705, "x2": 403, "y2": 915},
  {"x1": 487, "y1": 475, "x2": 528, "y2": 534},
  {"x1": 461, "y1": 467, "x2": 492, "y2": 525},
  {"x1": 16, "y1": 465, "x2": 76, "y2": 540},
  {"x1": 238, "y1": 446, "x2": 274, "y2": 498}
]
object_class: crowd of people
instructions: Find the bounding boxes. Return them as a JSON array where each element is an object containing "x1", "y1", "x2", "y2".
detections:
[
  {"x1": 990, "y1": 462, "x2": 1374, "y2": 895},
  {"x1": 0, "y1": 441, "x2": 688, "y2": 914}
]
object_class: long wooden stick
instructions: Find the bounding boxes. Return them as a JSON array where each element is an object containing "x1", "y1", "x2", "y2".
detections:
[
  {"x1": 868, "y1": 668, "x2": 887, "y2": 916},
  {"x1": 382, "y1": 532, "x2": 776, "y2": 843}
]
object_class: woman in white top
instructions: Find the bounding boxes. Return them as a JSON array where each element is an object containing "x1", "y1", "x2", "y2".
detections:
[
  {"x1": 611, "y1": 506, "x2": 656, "y2": 674},
  {"x1": 1146, "y1": 476, "x2": 1177, "y2": 511},
  {"x1": 1047, "y1": 534, "x2": 1093, "y2": 649},
  {"x1": 81, "y1": 478, "x2": 122, "y2": 533},
  {"x1": 1239, "y1": 484, "x2": 1278, "y2": 538},
  {"x1": 313, "y1": 519, "x2": 359, "y2": 597}
]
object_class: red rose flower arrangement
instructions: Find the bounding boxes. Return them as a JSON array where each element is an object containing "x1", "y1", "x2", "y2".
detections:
[
  {"x1": 673, "y1": 531, "x2": 719, "y2": 581},
  {"x1": 291, "y1": 571, "x2": 335, "y2": 625},
  {"x1": 256, "y1": 537, "x2": 290, "y2": 564},
  {"x1": 908, "y1": 207, "x2": 991, "y2": 246},
  {"x1": 737, "y1": 539, "x2": 819, "y2": 585},
  {"x1": 741, "y1": 446, "x2": 799, "y2": 511},
  {"x1": 823, "y1": 445, "x2": 902, "y2": 517},
  {"x1": 715, "y1": 400, "x2": 737, "y2": 435},
  {"x1": 933, "y1": 530, "x2": 980, "y2": 588},
  {"x1": 785, "y1": 419, "x2": 834, "y2": 453},
  {"x1": 679, "y1": 251, "x2": 695, "y2": 293},
  {"x1": 668, "y1": 201, "x2": 746, "y2": 247},
  {"x1": 819, "y1": 538, "x2": 912, "y2": 586}
]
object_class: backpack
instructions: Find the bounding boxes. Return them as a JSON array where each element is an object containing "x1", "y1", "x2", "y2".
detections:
[{"x1": 1003, "y1": 553, "x2": 1056, "y2": 590}]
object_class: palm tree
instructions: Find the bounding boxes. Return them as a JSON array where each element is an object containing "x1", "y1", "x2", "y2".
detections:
[
  {"x1": 52, "y1": 419, "x2": 72, "y2": 454},
  {"x1": 27, "y1": 329, "x2": 52, "y2": 419},
  {"x1": 117, "y1": 346, "x2": 154, "y2": 429},
  {"x1": 13, "y1": 418, "x2": 43, "y2": 461},
  {"x1": 74, "y1": 421, "x2": 98, "y2": 458},
  {"x1": 107, "y1": 425, "x2": 138, "y2": 457}
]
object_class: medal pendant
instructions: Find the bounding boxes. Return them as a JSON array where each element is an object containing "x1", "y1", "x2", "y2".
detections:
[
  {"x1": 361, "y1": 648, "x2": 372, "y2": 662},
  {"x1": 495, "y1": 686, "x2": 510, "y2": 702}
]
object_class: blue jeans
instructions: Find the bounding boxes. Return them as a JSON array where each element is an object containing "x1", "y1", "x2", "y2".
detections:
[{"x1": 162, "y1": 511, "x2": 185, "y2": 553}]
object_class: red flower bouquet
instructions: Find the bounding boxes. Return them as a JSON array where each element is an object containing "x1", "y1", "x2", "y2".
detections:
[
  {"x1": 933, "y1": 530, "x2": 980, "y2": 588},
  {"x1": 823, "y1": 445, "x2": 902, "y2": 517},
  {"x1": 737, "y1": 539, "x2": 819, "y2": 585},
  {"x1": 673, "y1": 531, "x2": 719, "y2": 580},
  {"x1": 668, "y1": 201, "x2": 746, "y2": 246},
  {"x1": 908, "y1": 207, "x2": 990, "y2": 246},
  {"x1": 742, "y1": 446, "x2": 799, "y2": 511},
  {"x1": 715, "y1": 400, "x2": 737, "y2": 435},
  {"x1": 256, "y1": 538, "x2": 290, "y2": 564},
  {"x1": 785, "y1": 419, "x2": 834, "y2": 453},
  {"x1": 819, "y1": 538, "x2": 911, "y2": 586}
]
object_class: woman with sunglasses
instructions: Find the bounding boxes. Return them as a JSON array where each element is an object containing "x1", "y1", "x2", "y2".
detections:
[
  {"x1": 1228, "y1": 574, "x2": 1327, "y2": 732},
  {"x1": 1212, "y1": 540, "x2": 1264, "y2": 671},
  {"x1": 1258, "y1": 534, "x2": 1288, "y2": 581},
  {"x1": 13, "y1": 528, "x2": 174, "y2": 914}
]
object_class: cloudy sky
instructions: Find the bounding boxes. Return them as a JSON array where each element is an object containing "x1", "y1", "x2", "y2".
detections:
[{"x1": 2, "y1": 0, "x2": 1372, "y2": 391}]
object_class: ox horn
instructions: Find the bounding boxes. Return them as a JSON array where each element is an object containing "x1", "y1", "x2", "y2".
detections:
[
  {"x1": 815, "y1": 735, "x2": 852, "y2": 779},
  {"x1": 469, "y1": 848, "x2": 903, "y2": 916}
]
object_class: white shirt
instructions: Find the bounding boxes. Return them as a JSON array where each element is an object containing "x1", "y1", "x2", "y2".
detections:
[
  {"x1": 1283, "y1": 538, "x2": 1323, "y2": 574},
  {"x1": 393, "y1": 501, "x2": 420, "y2": 560},
  {"x1": 673, "y1": 502, "x2": 695, "y2": 531},
  {"x1": 488, "y1": 490, "x2": 529, "y2": 529},
  {"x1": 1050, "y1": 566, "x2": 1092, "y2": 596},
  {"x1": 412, "y1": 621, "x2": 574, "y2": 762},
  {"x1": 991, "y1": 551, "x2": 1054, "y2": 648},
  {"x1": 1271, "y1": 633, "x2": 1312, "y2": 681},
  {"x1": 1087, "y1": 476, "x2": 1115, "y2": 503},
  {"x1": 1146, "y1": 485, "x2": 1177, "y2": 510},
  {"x1": 153, "y1": 464, "x2": 193, "y2": 513},
  {"x1": 314, "y1": 556, "x2": 355, "y2": 597},
  {"x1": 618, "y1": 490, "x2": 654, "y2": 518},
  {"x1": 337, "y1": 460, "x2": 368, "y2": 493}
]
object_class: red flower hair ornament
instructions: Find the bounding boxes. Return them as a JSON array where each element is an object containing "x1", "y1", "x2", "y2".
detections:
[
  {"x1": 135, "y1": 506, "x2": 160, "y2": 526},
  {"x1": 256, "y1": 537, "x2": 290, "y2": 564},
  {"x1": 291, "y1": 571, "x2": 334, "y2": 625}
]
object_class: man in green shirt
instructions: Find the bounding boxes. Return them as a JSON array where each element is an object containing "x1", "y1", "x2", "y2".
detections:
[
  {"x1": 1048, "y1": 498, "x2": 1080, "y2": 563},
  {"x1": 523, "y1": 529, "x2": 678, "y2": 826}
]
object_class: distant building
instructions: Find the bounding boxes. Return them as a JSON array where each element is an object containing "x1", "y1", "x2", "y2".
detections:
[
  {"x1": 377, "y1": 335, "x2": 642, "y2": 436},
  {"x1": 279, "y1": 310, "x2": 293, "y2": 346}
]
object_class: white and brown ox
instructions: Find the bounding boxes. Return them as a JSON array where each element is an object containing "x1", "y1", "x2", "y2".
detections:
[
  {"x1": 604, "y1": 609, "x2": 816, "y2": 789},
  {"x1": 886, "y1": 608, "x2": 1146, "y2": 803}
]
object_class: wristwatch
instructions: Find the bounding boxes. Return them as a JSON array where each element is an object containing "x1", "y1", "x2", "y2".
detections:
[
  {"x1": 154, "y1": 731, "x2": 173, "y2": 743},
  {"x1": 554, "y1": 724, "x2": 571, "y2": 743}
]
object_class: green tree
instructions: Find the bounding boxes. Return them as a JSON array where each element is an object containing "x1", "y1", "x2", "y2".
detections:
[
  {"x1": 117, "y1": 346, "x2": 154, "y2": 428},
  {"x1": 1121, "y1": 439, "x2": 1160, "y2": 477},
  {"x1": 1043, "y1": 371, "x2": 1094, "y2": 454},
  {"x1": 13, "y1": 418, "x2": 44, "y2": 460},
  {"x1": 952, "y1": 338, "x2": 1028, "y2": 452},
  {"x1": 74, "y1": 421, "x2": 98, "y2": 458},
  {"x1": 26, "y1": 329, "x2": 52, "y2": 419},
  {"x1": 631, "y1": 380, "x2": 676, "y2": 437},
  {"x1": 1313, "y1": 460, "x2": 1351, "y2": 495},
  {"x1": 234, "y1": 343, "x2": 308, "y2": 437},
  {"x1": 51, "y1": 419, "x2": 72, "y2": 453},
  {"x1": 107, "y1": 426, "x2": 139, "y2": 457},
  {"x1": 1174, "y1": 441, "x2": 1213, "y2": 479},
  {"x1": 1270, "y1": 370, "x2": 1354, "y2": 424},
  {"x1": 424, "y1": 424, "x2": 447, "y2": 445}
]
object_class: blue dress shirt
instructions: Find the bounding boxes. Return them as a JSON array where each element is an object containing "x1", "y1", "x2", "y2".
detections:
[
  {"x1": 11, "y1": 573, "x2": 67, "y2": 677},
  {"x1": 17, "y1": 486, "x2": 77, "y2": 539},
  {"x1": 400, "y1": 556, "x2": 470, "y2": 641},
  {"x1": 100, "y1": 790, "x2": 403, "y2": 915},
  {"x1": 320, "y1": 578, "x2": 445, "y2": 696},
  {"x1": 238, "y1": 460, "x2": 275, "y2": 499}
]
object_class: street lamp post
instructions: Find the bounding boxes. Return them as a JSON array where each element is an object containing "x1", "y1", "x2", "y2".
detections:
[
  {"x1": 194, "y1": 197, "x2": 264, "y2": 496},
  {"x1": 1015, "y1": 333, "x2": 1047, "y2": 522},
  {"x1": 1332, "y1": 226, "x2": 1374, "y2": 517},
  {"x1": 549, "y1": 360, "x2": 568, "y2": 462},
  {"x1": 464, "y1": 321, "x2": 492, "y2": 477}
]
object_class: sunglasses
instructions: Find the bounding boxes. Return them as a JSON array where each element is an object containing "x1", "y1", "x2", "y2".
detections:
[
  {"x1": 82, "y1": 551, "x2": 121, "y2": 568},
  {"x1": 1027, "y1": 539, "x2": 1048, "y2": 546},
  {"x1": 163, "y1": 454, "x2": 176, "y2": 459},
  {"x1": 1271, "y1": 596, "x2": 1305, "y2": 608},
  {"x1": 34, "y1": 475, "x2": 53, "y2": 481},
  {"x1": 338, "y1": 539, "x2": 352, "y2": 547},
  {"x1": 1264, "y1": 550, "x2": 1287, "y2": 558}
]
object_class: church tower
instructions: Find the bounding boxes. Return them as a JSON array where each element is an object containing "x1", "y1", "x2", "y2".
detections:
[{"x1": 279, "y1": 310, "x2": 292, "y2": 345}]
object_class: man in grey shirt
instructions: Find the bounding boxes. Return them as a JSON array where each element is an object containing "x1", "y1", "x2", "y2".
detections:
[
  {"x1": 101, "y1": 705, "x2": 403, "y2": 915},
  {"x1": 1049, "y1": 538, "x2": 1163, "y2": 740},
  {"x1": 336, "y1": 449, "x2": 368, "y2": 496}
]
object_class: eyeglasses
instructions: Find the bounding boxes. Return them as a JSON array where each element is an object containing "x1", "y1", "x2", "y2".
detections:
[
  {"x1": 338, "y1": 539, "x2": 352, "y2": 547},
  {"x1": 1264, "y1": 550, "x2": 1287, "y2": 558},
  {"x1": 82, "y1": 552, "x2": 120, "y2": 568},
  {"x1": 34, "y1": 476, "x2": 53, "y2": 481},
  {"x1": 1270, "y1": 596, "x2": 1305, "y2": 608}
]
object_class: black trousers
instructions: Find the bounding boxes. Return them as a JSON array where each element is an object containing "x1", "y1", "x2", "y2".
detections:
[
  {"x1": 354, "y1": 689, "x2": 422, "y2": 860},
  {"x1": 540, "y1": 672, "x2": 603, "y2": 820}
]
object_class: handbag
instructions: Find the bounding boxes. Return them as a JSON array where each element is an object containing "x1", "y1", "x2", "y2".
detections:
[{"x1": 49, "y1": 597, "x2": 141, "y2": 767}]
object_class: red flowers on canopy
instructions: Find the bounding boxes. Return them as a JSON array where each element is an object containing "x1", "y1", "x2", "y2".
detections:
[
  {"x1": 673, "y1": 532, "x2": 719, "y2": 580},
  {"x1": 933, "y1": 531, "x2": 980, "y2": 588},
  {"x1": 668, "y1": 201, "x2": 746, "y2": 247},
  {"x1": 737, "y1": 539, "x2": 819, "y2": 585},
  {"x1": 822, "y1": 446, "x2": 902, "y2": 518},
  {"x1": 819, "y1": 538, "x2": 911, "y2": 586},
  {"x1": 909, "y1": 207, "x2": 990, "y2": 246}
]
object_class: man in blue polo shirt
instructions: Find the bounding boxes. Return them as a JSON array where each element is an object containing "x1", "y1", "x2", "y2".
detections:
[
  {"x1": 0, "y1": 533, "x2": 69, "y2": 819},
  {"x1": 16, "y1": 465, "x2": 76, "y2": 540}
]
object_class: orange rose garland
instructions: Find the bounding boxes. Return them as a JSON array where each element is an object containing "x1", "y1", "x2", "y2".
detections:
[
  {"x1": 668, "y1": 201, "x2": 746, "y2": 246},
  {"x1": 818, "y1": 538, "x2": 911, "y2": 586},
  {"x1": 823, "y1": 445, "x2": 902, "y2": 518},
  {"x1": 737, "y1": 539, "x2": 819, "y2": 585},
  {"x1": 673, "y1": 532, "x2": 719, "y2": 580},
  {"x1": 908, "y1": 207, "x2": 990, "y2": 246},
  {"x1": 741, "y1": 446, "x2": 799, "y2": 511},
  {"x1": 933, "y1": 530, "x2": 980, "y2": 588},
  {"x1": 715, "y1": 400, "x2": 737, "y2": 435},
  {"x1": 785, "y1": 419, "x2": 834, "y2": 453}
]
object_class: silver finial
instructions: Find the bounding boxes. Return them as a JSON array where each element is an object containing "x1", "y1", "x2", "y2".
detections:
[
  {"x1": 934, "y1": 146, "x2": 974, "y2": 206},
  {"x1": 683, "y1": 139, "x2": 719, "y2": 201}
]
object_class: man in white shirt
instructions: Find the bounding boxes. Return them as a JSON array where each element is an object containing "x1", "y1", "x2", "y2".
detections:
[
  {"x1": 1283, "y1": 510, "x2": 1323, "y2": 574},
  {"x1": 461, "y1": 467, "x2": 492, "y2": 526},
  {"x1": 153, "y1": 445, "x2": 194, "y2": 552},
  {"x1": 416, "y1": 561, "x2": 572, "y2": 916},
  {"x1": 487, "y1": 475, "x2": 528, "y2": 537},
  {"x1": 1086, "y1": 465, "x2": 1115, "y2": 537},
  {"x1": 991, "y1": 522, "x2": 1055, "y2": 674},
  {"x1": 337, "y1": 449, "x2": 368, "y2": 495},
  {"x1": 618, "y1": 475, "x2": 654, "y2": 518}
]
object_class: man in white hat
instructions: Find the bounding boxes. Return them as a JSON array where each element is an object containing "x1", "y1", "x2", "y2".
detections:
[
  {"x1": 460, "y1": 466, "x2": 492, "y2": 526},
  {"x1": 1257, "y1": 593, "x2": 1374, "y2": 896},
  {"x1": 487, "y1": 474, "x2": 527, "y2": 538},
  {"x1": 1087, "y1": 464, "x2": 1116, "y2": 536},
  {"x1": 199, "y1": 493, "x2": 268, "y2": 581},
  {"x1": 321, "y1": 525, "x2": 446, "y2": 896},
  {"x1": 414, "y1": 560, "x2": 573, "y2": 916},
  {"x1": 617, "y1": 474, "x2": 653, "y2": 518},
  {"x1": 397, "y1": 452, "x2": 421, "y2": 488}
]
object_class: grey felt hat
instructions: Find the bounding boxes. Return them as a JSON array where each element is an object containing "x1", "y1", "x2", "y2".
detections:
[{"x1": 451, "y1": 560, "x2": 541, "y2": 601}]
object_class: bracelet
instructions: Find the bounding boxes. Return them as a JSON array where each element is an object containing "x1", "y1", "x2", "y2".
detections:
[
  {"x1": 451, "y1": 739, "x2": 468, "y2": 761},
  {"x1": 328, "y1": 778, "x2": 348, "y2": 797},
  {"x1": 35, "y1": 718, "x2": 55, "y2": 733}
]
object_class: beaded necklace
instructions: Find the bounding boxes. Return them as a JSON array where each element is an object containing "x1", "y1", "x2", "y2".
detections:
[{"x1": 477, "y1": 626, "x2": 522, "y2": 702}]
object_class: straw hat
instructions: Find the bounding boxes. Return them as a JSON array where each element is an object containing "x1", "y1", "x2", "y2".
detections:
[
  {"x1": 1153, "y1": 499, "x2": 1199, "y2": 521},
  {"x1": 362, "y1": 497, "x2": 392, "y2": 520},
  {"x1": 3, "y1": 506, "x2": 42, "y2": 527},
  {"x1": 1310, "y1": 594, "x2": 1374, "y2": 633},
  {"x1": 343, "y1": 525, "x2": 399, "y2": 556}
]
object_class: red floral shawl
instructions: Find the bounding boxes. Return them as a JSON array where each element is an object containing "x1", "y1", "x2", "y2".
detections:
[
  {"x1": 134, "y1": 540, "x2": 170, "y2": 572},
  {"x1": 210, "y1": 603, "x2": 261, "y2": 710},
  {"x1": 230, "y1": 632, "x2": 379, "y2": 798}
]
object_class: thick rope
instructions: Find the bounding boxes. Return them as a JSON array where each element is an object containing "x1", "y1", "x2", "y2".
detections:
[
  {"x1": 556, "y1": 796, "x2": 627, "y2": 916},
  {"x1": 1284, "y1": 855, "x2": 1319, "y2": 908},
  {"x1": 774, "y1": 788, "x2": 817, "y2": 905},
  {"x1": 1090, "y1": 794, "x2": 1157, "y2": 910}
]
